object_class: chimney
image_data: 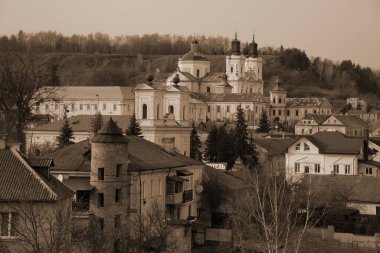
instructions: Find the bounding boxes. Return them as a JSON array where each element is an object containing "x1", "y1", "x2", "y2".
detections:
[
  {"x1": 0, "y1": 134, "x2": 8, "y2": 150},
  {"x1": 161, "y1": 137, "x2": 176, "y2": 154}
]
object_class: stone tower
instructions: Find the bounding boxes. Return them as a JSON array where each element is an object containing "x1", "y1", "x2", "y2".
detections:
[
  {"x1": 90, "y1": 118, "x2": 129, "y2": 251},
  {"x1": 245, "y1": 34, "x2": 263, "y2": 81},
  {"x1": 226, "y1": 33, "x2": 246, "y2": 93},
  {"x1": 269, "y1": 77, "x2": 287, "y2": 123}
]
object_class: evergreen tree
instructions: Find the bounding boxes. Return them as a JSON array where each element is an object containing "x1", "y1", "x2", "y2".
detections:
[
  {"x1": 257, "y1": 111, "x2": 270, "y2": 133},
  {"x1": 190, "y1": 122, "x2": 202, "y2": 161},
  {"x1": 204, "y1": 125, "x2": 218, "y2": 162},
  {"x1": 57, "y1": 119, "x2": 73, "y2": 148},
  {"x1": 49, "y1": 64, "x2": 60, "y2": 86},
  {"x1": 90, "y1": 112, "x2": 103, "y2": 134},
  {"x1": 127, "y1": 113, "x2": 142, "y2": 136},
  {"x1": 216, "y1": 127, "x2": 235, "y2": 169},
  {"x1": 233, "y1": 105, "x2": 258, "y2": 169}
]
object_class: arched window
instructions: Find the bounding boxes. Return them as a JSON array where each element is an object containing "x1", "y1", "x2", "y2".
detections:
[
  {"x1": 157, "y1": 104, "x2": 160, "y2": 119},
  {"x1": 168, "y1": 105, "x2": 174, "y2": 114},
  {"x1": 142, "y1": 104, "x2": 147, "y2": 119},
  {"x1": 183, "y1": 106, "x2": 186, "y2": 120}
]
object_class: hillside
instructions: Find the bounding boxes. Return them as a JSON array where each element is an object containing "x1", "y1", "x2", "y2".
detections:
[{"x1": 4, "y1": 52, "x2": 379, "y2": 109}]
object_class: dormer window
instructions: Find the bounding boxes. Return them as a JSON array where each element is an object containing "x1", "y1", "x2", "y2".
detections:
[
  {"x1": 295, "y1": 143, "x2": 301, "y2": 150},
  {"x1": 304, "y1": 143, "x2": 310, "y2": 151}
]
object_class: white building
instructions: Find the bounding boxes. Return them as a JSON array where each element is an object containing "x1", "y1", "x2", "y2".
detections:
[
  {"x1": 295, "y1": 114, "x2": 368, "y2": 137},
  {"x1": 285, "y1": 131, "x2": 366, "y2": 178},
  {"x1": 32, "y1": 86, "x2": 135, "y2": 120}
]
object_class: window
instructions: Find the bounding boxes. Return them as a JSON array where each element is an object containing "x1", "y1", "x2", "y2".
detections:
[
  {"x1": 157, "y1": 178, "x2": 162, "y2": 196},
  {"x1": 217, "y1": 106, "x2": 221, "y2": 113},
  {"x1": 71, "y1": 104, "x2": 75, "y2": 110},
  {"x1": 116, "y1": 164, "x2": 122, "y2": 177},
  {"x1": 80, "y1": 104, "x2": 83, "y2": 110},
  {"x1": 334, "y1": 165, "x2": 339, "y2": 174},
  {"x1": 366, "y1": 167, "x2": 373, "y2": 175},
  {"x1": 207, "y1": 87, "x2": 211, "y2": 93},
  {"x1": 295, "y1": 143, "x2": 300, "y2": 150},
  {"x1": 345, "y1": 165, "x2": 351, "y2": 174},
  {"x1": 183, "y1": 106, "x2": 186, "y2": 120},
  {"x1": 98, "y1": 168, "x2": 104, "y2": 180},
  {"x1": 99, "y1": 218, "x2": 104, "y2": 229},
  {"x1": 142, "y1": 104, "x2": 147, "y2": 119},
  {"x1": 272, "y1": 109, "x2": 275, "y2": 116},
  {"x1": 45, "y1": 104, "x2": 49, "y2": 110},
  {"x1": 309, "y1": 129, "x2": 312, "y2": 134},
  {"x1": 113, "y1": 104, "x2": 117, "y2": 111},
  {"x1": 157, "y1": 104, "x2": 160, "y2": 119},
  {"x1": 1, "y1": 213, "x2": 18, "y2": 237},
  {"x1": 115, "y1": 189, "x2": 121, "y2": 203},
  {"x1": 95, "y1": 104, "x2": 98, "y2": 110},
  {"x1": 279, "y1": 98, "x2": 282, "y2": 103},
  {"x1": 196, "y1": 69, "x2": 200, "y2": 77},
  {"x1": 304, "y1": 143, "x2": 310, "y2": 151},
  {"x1": 227, "y1": 106, "x2": 230, "y2": 113},
  {"x1": 315, "y1": 164, "x2": 320, "y2": 173},
  {"x1": 188, "y1": 205, "x2": 192, "y2": 217},
  {"x1": 287, "y1": 110, "x2": 290, "y2": 116},
  {"x1": 98, "y1": 193, "x2": 104, "y2": 207},
  {"x1": 273, "y1": 98, "x2": 276, "y2": 103},
  {"x1": 314, "y1": 110, "x2": 317, "y2": 114},
  {"x1": 103, "y1": 104, "x2": 106, "y2": 110},
  {"x1": 230, "y1": 66, "x2": 233, "y2": 73},
  {"x1": 296, "y1": 110, "x2": 299, "y2": 116},
  {"x1": 168, "y1": 105, "x2": 174, "y2": 114},
  {"x1": 295, "y1": 163, "x2": 300, "y2": 173},
  {"x1": 87, "y1": 104, "x2": 90, "y2": 110},
  {"x1": 301, "y1": 129, "x2": 304, "y2": 134},
  {"x1": 250, "y1": 88, "x2": 252, "y2": 93},
  {"x1": 304, "y1": 166, "x2": 310, "y2": 174},
  {"x1": 114, "y1": 215, "x2": 121, "y2": 228},
  {"x1": 207, "y1": 106, "x2": 211, "y2": 113}
]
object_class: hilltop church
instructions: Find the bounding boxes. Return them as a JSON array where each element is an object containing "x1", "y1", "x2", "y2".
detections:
[{"x1": 134, "y1": 34, "x2": 332, "y2": 154}]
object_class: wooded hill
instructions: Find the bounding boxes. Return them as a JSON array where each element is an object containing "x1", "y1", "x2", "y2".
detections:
[{"x1": 1, "y1": 31, "x2": 379, "y2": 105}]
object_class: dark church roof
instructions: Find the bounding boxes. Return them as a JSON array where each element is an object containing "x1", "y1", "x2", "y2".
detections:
[{"x1": 92, "y1": 118, "x2": 128, "y2": 143}]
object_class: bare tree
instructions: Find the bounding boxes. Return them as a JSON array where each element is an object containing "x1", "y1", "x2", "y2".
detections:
[
  {"x1": 228, "y1": 170, "x2": 322, "y2": 253},
  {"x1": 2, "y1": 201, "x2": 72, "y2": 253},
  {"x1": 0, "y1": 54, "x2": 57, "y2": 143}
]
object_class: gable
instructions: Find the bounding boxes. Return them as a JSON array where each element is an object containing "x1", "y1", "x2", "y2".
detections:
[
  {"x1": 322, "y1": 115, "x2": 343, "y2": 126},
  {"x1": 134, "y1": 83, "x2": 156, "y2": 90},
  {"x1": 288, "y1": 137, "x2": 319, "y2": 154}
]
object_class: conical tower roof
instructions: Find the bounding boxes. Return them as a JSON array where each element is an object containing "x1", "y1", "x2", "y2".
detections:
[{"x1": 92, "y1": 118, "x2": 128, "y2": 143}]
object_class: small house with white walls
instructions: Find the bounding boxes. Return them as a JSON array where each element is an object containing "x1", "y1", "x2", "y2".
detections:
[{"x1": 285, "y1": 131, "x2": 366, "y2": 178}]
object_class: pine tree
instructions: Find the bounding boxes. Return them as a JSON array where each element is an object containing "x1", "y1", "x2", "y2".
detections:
[
  {"x1": 216, "y1": 127, "x2": 235, "y2": 169},
  {"x1": 204, "y1": 125, "x2": 218, "y2": 162},
  {"x1": 90, "y1": 112, "x2": 103, "y2": 134},
  {"x1": 257, "y1": 111, "x2": 270, "y2": 133},
  {"x1": 57, "y1": 119, "x2": 73, "y2": 148},
  {"x1": 49, "y1": 64, "x2": 61, "y2": 86},
  {"x1": 127, "y1": 113, "x2": 142, "y2": 136},
  {"x1": 233, "y1": 105, "x2": 258, "y2": 169},
  {"x1": 190, "y1": 122, "x2": 202, "y2": 161}
]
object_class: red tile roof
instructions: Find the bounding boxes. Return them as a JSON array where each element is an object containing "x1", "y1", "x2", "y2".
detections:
[{"x1": 0, "y1": 149, "x2": 73, "y2": 201}]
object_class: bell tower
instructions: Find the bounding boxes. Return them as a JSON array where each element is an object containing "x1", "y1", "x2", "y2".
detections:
[{"x1": 226, "y1": 32, "x2": 246, "y2": 93}]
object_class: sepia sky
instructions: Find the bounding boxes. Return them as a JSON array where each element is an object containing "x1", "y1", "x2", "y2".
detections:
[{"x1": 0, "y1": 0, "x2": 379, "y2": 69}]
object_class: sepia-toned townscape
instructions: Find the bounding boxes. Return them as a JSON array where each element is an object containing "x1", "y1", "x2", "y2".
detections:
[{"x1": 1, "y1": 1, "x2": 380, "y2": 252}]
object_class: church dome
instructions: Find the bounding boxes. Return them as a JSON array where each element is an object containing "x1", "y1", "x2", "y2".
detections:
[
  {"x1": 180, "y1": 40, "x2": 209, "y2": 61},
  {"x1": 230, "y1": 32, "x2": 241, "y2": 55}
]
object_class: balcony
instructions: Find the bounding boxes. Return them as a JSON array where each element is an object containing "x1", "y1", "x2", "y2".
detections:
[
  {"x1": 166, "y1": 192, "x2": 183, "y2": 204},
  {"x1": 183, "y1": 189, "x2": 193, "y2": 203}
]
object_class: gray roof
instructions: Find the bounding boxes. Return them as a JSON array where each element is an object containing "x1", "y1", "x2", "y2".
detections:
[
  {"x1": 190, "y1": 92, "x2": 265, "y2": 103},
  {"x1": 297, "y1": 131, "x2": 364, "y2": 154},
  {"x1": 92, "y1": 118, "x2": 128, "y2": 143},
  {"x1": 26, "y1": 115, "x2": 131, "y2": 133},
  {"x1": 254, "y1": 138, "x2": 295, "y2": 155},
  {"x1": 286, "y1": 97, "x2": 331, "y2": 108},
  {"x1": 300, "y1": 114, "x2": 330, "y2": 125},
  {"x1": 323, "y1": 115, "x2": 368, "y2": 128}
]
